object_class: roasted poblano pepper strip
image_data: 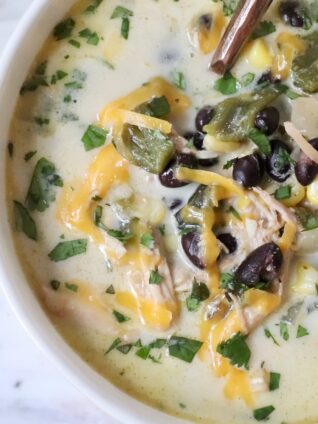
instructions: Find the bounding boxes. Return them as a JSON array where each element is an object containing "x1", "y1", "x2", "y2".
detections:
[
  {"x1": 292, "y1": 31, "x2": 318, "y2": 94},
  {"x1": 175, "y1": 185, "x2": 212, "y2": 230},
  {"x1": 113, "y1": 97, "x2": 175, "y2": 174},
  {"x1": 204, "y1": 88, "x2": 280, "y2": 144}
]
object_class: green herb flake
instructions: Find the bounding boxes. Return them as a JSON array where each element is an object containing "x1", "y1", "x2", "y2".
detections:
[
  {"x1": 79, "y1": 28, "x2": 100, "y2": 45},
  {"x1": 269, "y1": 372, "x2": 281, "y2": 391},
  {"x1": 68, "y1": 39, "x2": 81, "y2": 48},
  {"x1": 24, "y1": 151, "x2": 37, "y2": 162},
  {"x1": 276, "y1": 83, "x2": 302, "y2": 100},
  {"x1": 158, "y1": 224, "x2": 166, "y2": 236},
  {"x1": 65, "y1": 282, "x2": 78, "y2": 292},
  {"x1": 20, "y1": 61, "x2": 49, "y2": 94},
  {"x1": 168, "y1": 336, "x2": 203, "y2": 363},
  {"x1": 48, "y1": 239, "x2": 87, "y2": 262},
  {"x1": 26, "y1": 158, "x2": 63, "y2": 212},
  {"x1": 121, "y1": 17, "x2": 130, "y2": 39},
  {"x1": 251, "y1": 21, "x2": 276, "y2": 39},
  {"x1": 50, "y1": 280, "x2": 61, "y2": 291},
  {"x1": 264, "y1": 328, "x2": 280, "y2": 346},
  {"x1": 53, "y1": 18, "x2": 75, "y2": 40},
  {"x1": 274, "y1": 185, "x2": 291, "y2": 201},
  {"x1": 107, "y1": 228, "x2": 134, "y2": 242},
  {"x1": 81, "y1": 125, "x2": 108, "y2": 151},
  {"x1": 113, "y1": 310, "x2": 130, "y2": 323},
  {"x1": 105, "y1": 337, "x2": 121, "y2": 354},
  {"x1": 84, "y1": 0, "x2": 104, "y2": 13},
  {"x1": 106, "y1": 284, "x2": 115, "y2": 294},
  {"x1": 253, "y1": 405, "x2": 275, "y2": 421},
  {"x1": 136, "y1": 345, "x2": 151, "y2": 360},
  {"x1": 186, "y1": 279, "x2": 210, "y2": 312},
  {"x1": 13, "y1": 201, "x2": 37, "y2": 241},
  {"x1": 116, "y1": 344, "x2": 132, "y2": 354},
  {"x1": 295, "y1": 207, "x2": 318, "y2": 231},
  {"x1": 248, "y1": 128, "x2": 272, "y2": 155},
  {"x1": 223, "y1": 159, "x2": 236, "y2": 169},
  {"x1": 279, "y1": 321, "x2": 289, "y2": 341},
  {"x1": 111, "y1": 6, "x2": 133, "y2": 19},
  {"x1": 140, "y1": 233, "x2": 154, "y2": 249},
  {"x1": 149, "y1": 270, "x2": 163, "y2": 285},
  {"x1": 214, "y1": 72, "x2": 239, "y2": 95},
  {"x1": 296, "y1": 325, "x2": 309, "y2": 338},
  {"x1": 216, "y1": 332, "x2": 251, "y2": 369},
  {"x1": 171, "y1": 70, "x2": 186, "y2": 91},
  {"x1": 34, "y1": 117, "x2": 50, "y2": 126}
]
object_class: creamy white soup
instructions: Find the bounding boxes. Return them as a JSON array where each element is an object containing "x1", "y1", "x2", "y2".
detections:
[{"x1": 7, "y1": 0, "x2": 318, "y2": 423}]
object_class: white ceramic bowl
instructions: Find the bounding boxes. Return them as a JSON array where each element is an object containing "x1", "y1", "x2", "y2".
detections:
[{"x1": 0, "y1": 2, "x2": 184, "y2": 423}]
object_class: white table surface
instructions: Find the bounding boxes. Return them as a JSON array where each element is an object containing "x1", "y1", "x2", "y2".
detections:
[{"x1": 0, "y1": 2, "x2": 120, "y2": 423}]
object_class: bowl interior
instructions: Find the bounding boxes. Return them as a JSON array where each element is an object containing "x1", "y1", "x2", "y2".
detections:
[{"x1": 0, "y1": 1, "x2": 185, "y2": 423}]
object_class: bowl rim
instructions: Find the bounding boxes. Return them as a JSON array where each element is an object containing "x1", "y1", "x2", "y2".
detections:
[{"x1": 0, "y1": 2, "x2": 186, "y2": 423}]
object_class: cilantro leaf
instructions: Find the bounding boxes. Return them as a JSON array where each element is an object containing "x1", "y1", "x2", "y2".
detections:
[
  {"x1": 248, "y1": 128, "x2": 271, "y2": 155},
  {"x1": 279, "y1": 321, "x2": 289, "y2": 341},
  {"x1": 149, "y1": 270, "x2": 163, "y2": 285},
  {"x1": 168, "y1": 336, "x2": 203, "y2": 363},
  {"x1": 296, "y1": 325, "x2": 309, "y2": 338},
  {"x1": 13, "y1": 201, "x2": 37, "y2": 241},
  {"x1": 251, "y1": 21, "x2": 276, "y2": 39},
  {"x1": 216, "y1": 332, "x2": 251, "y2": 369},
  {"x1": 269, "y1": 372, "x2": 280, "y2": 391},
  {"x1": 253, "y1": 405, "x2": 275, "y2": 421},
  {"x1": 53, "y1": 18, "x2": 75, "y2": 40},
  {"x1": 214, "y1": 72, "x2": 239, "y2": 95},
  {"x1": 48, "y1": 239, "x2": 87, "y2": 262},
  {"x1": 186, "y1": 279, "x2": 210, "y2": 312},
  {"x1": 81, "y1": 125, "x2": 108, "y2": 151},
  {"x1": 140, "y1": 233, "x2": 154, "y2": 249},
  {"x1": 113, "y1": 310, "x2": 130, "y2": 323},
  {"x1": 171, "y1": 70, "x2": 186, "y2": 91}
]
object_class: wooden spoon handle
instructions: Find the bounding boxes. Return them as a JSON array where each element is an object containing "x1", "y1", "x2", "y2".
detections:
[{"x1": 210, "y1": 0, "x2": 273, "y2": 75}]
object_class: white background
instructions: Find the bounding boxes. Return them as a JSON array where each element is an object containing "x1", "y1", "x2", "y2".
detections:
[{"x1": 0, "y1": 2, "x2": 119, "y2": 423}]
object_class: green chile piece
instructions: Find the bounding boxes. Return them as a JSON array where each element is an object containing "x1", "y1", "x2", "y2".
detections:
[
  {"x1": 117, "y1": 124, "x2": 175, "y2": 174},
  {"x1": 292, "y1": 31, "x2": 318, "y2": 94},
  {"x1": 204, "y1": 88, "x2": 280, "y2": 144}
]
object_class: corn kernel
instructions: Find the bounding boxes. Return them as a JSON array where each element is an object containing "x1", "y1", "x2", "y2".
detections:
[
  {"x1": 243, "y1": 39, "x2": 273, "y2": 70},
  {"x1": 307, "y1": 177, "x2": 318, "y2": 206},
  {"x1": 281, "y1": 184, "x2": 305, "y2": 207},
  {"x1": 292, "y1": 261, "x2": 318, "y2": 295}
]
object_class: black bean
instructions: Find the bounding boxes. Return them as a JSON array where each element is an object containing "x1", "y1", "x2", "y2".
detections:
[
  {"x1": 265, "y1": 139, "x2": 292, "y2": 183},
  {"x1": 217, "y1": 233, "x2": 237, "y2": 254},
  {"x1": 181, "y1": 231, "x2": 205, "y2": 269},
  {"x1": 159, "y1": 153, "x2": 198, "y2": 188},
  {"x1": 279, "y1": 1, "x2": 304, "y2": 27},
  {"x1": 295, "y1": 138, "x2": 318, "y2": 186},
  {"x1": 232, "y1": 154, "x2": 264, "y2": 188},
  {"x1": 257, "y1": 71, "x2": 281, "y2": 86},
  {"x1": 195, "y1": 106, "x2": 215, "y2": 133},
  {"x1": 234, "y1": 242, "x2": 283, "y2": 286},
  {"x1": 255, "y1": 107, "x2": 280, "y2": 135},
  {"x1": 197, "y1": 157, "x2": 219, "y2": 167},
  {"x1": 193, "y1": 132, "x2": 205, "y2": 150}
]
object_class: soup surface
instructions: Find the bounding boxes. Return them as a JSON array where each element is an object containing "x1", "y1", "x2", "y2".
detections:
[{"x1": 7, "y1": 0, "x2": 318, "y2": 423}]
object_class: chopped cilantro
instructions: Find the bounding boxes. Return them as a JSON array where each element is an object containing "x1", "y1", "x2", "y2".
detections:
[
  {"x1": 84, "y1": 0, "x2": 104, "y2": 14},
  {"x1": 111, "y1": 6, "x2": 133, "y2": 39},
  {"x1": 50, "y1": 280, "x2": 61, "y2": 291},
  {"x1": 106, "y1": 284, "x2": 115, "y2": 294},
  {"x1": 216, "y1": 332, "x2": 251, "y2": 369},
  {"x1": 171, "y1": 70, "x2": 186, "y2": 91},
  {"x1": 248, "y1": 128, "x2": 271, "y2": 155},
  {"x1": 26, "y1": 158, "x2": 62, "y2": 212},
  {"x1": 68, "y1": 39, "x2": 81, "y2": 48},
  {"x1": 251, "y1": 21, "x2": 276, "y2": 39},
  {"x1": 149, "y1": 270, "x2": 163, "y2": 285},
  {"x1": 81, "y1": 125, "x2": 108, "y2": 151},
  {"x1": 148, "y1": 96, "x2": 171, "y2": 118},
  {"x1": 214, "y1": 72, "x2": 238, "y2": 95},
  {"x1": 53, "y1": 18, "x2": 75, "y2": 40},
  {"x1": 105, "y1": 337, "x2": 121, "y2": 354},
  {"x1": 34, "y1": 117, "x2": 49, "y2": 126},
  {"x1": 113, "y1": 310, "x2": 130, "y2": 323},
  {"x1": 296, "y1": 325, "x2": 309, "y2": 338},
  {"x1": 136, "y1": 345, "x2": 151, "y2": 359},
  {"x1": 20, "y1": 61, "x2": 49, "y2": 94},
  {"x1": 279, "y1": 321, "x2": 289, "y2": 341},
  {"x1": 65, "y1": 282, "x2": 78, "y2": 292},
  {"x1": 253, "y1": 405, "x2": 275, "y2": 421},
  {"x1": 264, "y1": 328, "x2": 280, "y2": 346},
  {"x1": 116, "y1": 344, "x2": 132, "y2": 354},
  {"x1": 13, "y1": 201, "x2": 37, "y2": 241},
  {"x1": 240, "y1": 72, "x2": 255, "y2": 87},
  {"x1": 140, "y1": 233, "x2": 154, "y2": 249},
  {"x1": 269, "y1": 372, "x2": 280, "y2": 391},
  {"x1": 168, "y1": 336, "x2": 203, "y2": 363},
  {"x1": 295, "y1": 207, "x2": 318, "y2": 231},
  {"x1": 186, "y1": 279, "x2": 210, "y2": 312},
  {"x1": 121, "y1": 17, "x2": 130, "y2": 39},
  {"x1": 24, "y1": 151, "x2": 37, "y2": 162},
  {"x1": 79, "y1": 28, "x2": 100, "y2": 45},
  {"x1": 48, "y1": 239, "x2": 87, "y2": 262}
]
